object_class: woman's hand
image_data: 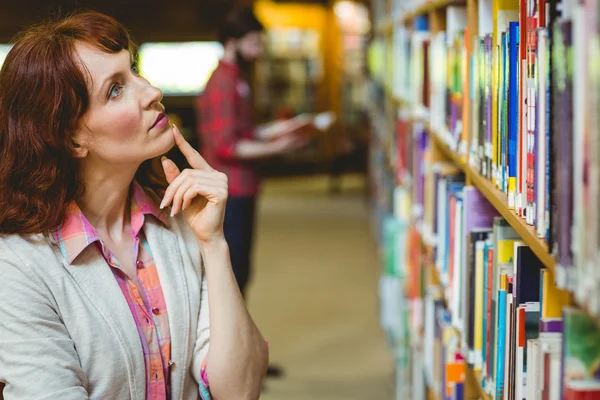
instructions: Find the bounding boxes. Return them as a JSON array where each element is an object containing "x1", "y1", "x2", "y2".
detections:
[{"x1": 160, "y1": 125, "x2": 228, "y2": 243}]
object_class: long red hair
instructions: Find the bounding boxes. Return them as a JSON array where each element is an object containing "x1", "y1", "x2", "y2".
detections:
[{"x1": 0, "y1": 11, "x2": 167, "y2": 234}]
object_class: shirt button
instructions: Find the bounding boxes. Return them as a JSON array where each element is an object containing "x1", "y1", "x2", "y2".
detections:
[
  {"x1": 168, "y1": 360, "x2": 175, "y2": 368},
  {"x1": 152, "y1": 307, "x2": 160, "y2": 315},
  {"x1": 136, "y1": 260, "x2": 144, "y2": 269}
]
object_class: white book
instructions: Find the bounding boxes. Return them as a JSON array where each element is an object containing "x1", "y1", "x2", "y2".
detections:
[
  {"x1": 478, "y1": 0, "x2": 493, "y2": 36},
  {"x1": 435, "y1": 174, "x2": 448, "y2": 272},
  {"x1": 424, "y1": 292, "x2": 435, "y2": 384},
  {"x1": 451, "y1": 200, "x2": 463, "y2": 327},
  {"x1": 518, "y1": 59, "x2": 528, "y2": 218},
  {"x1": 549, "y1": 353, "x2": 562, "y2": 400},
  {"x1": 503, "y1": 292, "x2": 514, "y2": 400},
  {"x1": 446, "y1": 6, "x2": 467, "y2": 37},
  {"x1": 526, "y1": 339, "x2": 540, "y2": 400},
  {"x1": 514, "y1": 305, "x2": 525, "y2": 400}
]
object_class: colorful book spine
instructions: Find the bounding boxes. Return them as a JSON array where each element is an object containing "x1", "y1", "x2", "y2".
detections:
[
  {"x1": 508, "y1": 22, "x2": 520, "y2": 209},
  {"x1": 551, "y1": 19, "x2": 574, "y2": 290},
  {"x1": 496, "y1": 278, "x2": 508, "y2": 399}
]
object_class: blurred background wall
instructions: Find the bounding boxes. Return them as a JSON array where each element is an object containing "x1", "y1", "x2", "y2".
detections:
[{"x1": 0, "y1": 0, "x2": 371, "y2": 180}]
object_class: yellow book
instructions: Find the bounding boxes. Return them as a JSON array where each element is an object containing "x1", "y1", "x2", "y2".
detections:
[
  {"x1": 496, "y1": 239, "x2": 518, "y2": 264},
  {"x1": 541, "y1": 268, "x2": 572, "y2": 318}
]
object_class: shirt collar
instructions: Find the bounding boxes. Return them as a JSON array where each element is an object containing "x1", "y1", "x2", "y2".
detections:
[
  {"x1": 52, "y1": 181, "x2": 168, "y2": 265},
  {"x1": 218, "y1": 59, "x2": 240, "y2": 75}
]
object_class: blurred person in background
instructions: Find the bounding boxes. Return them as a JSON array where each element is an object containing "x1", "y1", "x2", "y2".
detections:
[
  {"x1": 0, "y1": 11, "x2": 267, "y2": 400},
  {"x1": 196, "y1": 5, "x2": 310, "y2": 380}
]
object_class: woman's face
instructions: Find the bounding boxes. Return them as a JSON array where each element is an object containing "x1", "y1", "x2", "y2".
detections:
[{"x1": 73, "y1": 43, "x2": 174, "y2": 167}]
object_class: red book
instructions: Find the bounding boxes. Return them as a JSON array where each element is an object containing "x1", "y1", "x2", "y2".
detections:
[{"x1": 564, "y1": 381, "x2": 600, "y2": 400}]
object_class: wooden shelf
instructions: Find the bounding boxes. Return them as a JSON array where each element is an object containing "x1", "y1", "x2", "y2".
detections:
[
  {"x1": 425, "y1": 126, "x2": 554, "y2": 270},
  {"x1": 375, "y1": 16, "x2": 394, "y2": 35},
  {"x1": 426, "y1": 126, "x2": 467, "y2": 171},
  {"x1": 467, "y1": 168, "x2": 554, "y2": 269},
  {"x1": 427, "y1": 386, "x2": 439, "y2": 400},
  {"x1": 466, "y1": 368, "x2": 493, "y2": 400},
  {"x1": 401, "y1": 0, "x2": 467, "y2": 24},
  {"x1": 429, "y1": 263, "x2": 443, "y2": 287}
]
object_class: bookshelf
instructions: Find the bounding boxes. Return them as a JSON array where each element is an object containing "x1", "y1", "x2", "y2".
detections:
[{"x1": 369, "y1": 0, "x2": 600, "y2": 397}]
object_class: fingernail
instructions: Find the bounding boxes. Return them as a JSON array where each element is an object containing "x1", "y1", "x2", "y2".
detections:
[{"x1": 161, "y1": 156, "x2": 167, "y2": 163}]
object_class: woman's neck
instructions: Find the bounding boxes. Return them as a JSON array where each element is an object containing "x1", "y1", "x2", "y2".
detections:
[
  {"x1": 76, "y1": 165, "x2": 137, "y2": 238},
  {"x1": 222, "y1": 42, "x2": 237, "y2": 65}
]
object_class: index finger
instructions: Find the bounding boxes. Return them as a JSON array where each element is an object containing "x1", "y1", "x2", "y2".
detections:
[{"x1": 172, "y1": 124, "x2": 212, "y2": 171}]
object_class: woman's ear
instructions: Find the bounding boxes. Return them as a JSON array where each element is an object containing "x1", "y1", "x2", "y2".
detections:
[{"x1": 71, "y1": 131, "x2": 89, "y2": 159}]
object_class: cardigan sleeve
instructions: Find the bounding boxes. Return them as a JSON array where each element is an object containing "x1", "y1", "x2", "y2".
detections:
[
  {"x1": 191, "y1": 261, "x2": 212, "y2": 399},
  {"x1": 0, "y1": 243, "x2": 89, "y2": 400}
]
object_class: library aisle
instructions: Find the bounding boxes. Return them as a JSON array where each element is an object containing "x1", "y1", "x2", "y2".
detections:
[{"x1": 246, "y1": 174, "x2": 395, "y2": 400}]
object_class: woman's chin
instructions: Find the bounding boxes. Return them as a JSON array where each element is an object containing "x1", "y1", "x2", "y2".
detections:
[
  {"x1": 155, "y1": 127, "x2": 176, "y2": 155},
  {"x1": 142, "y1": 141, "x2": 175, "y2": 163}
]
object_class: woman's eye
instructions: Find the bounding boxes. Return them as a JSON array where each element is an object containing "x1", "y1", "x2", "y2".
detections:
[
  {"x1": 131, "y1": 64, "x2": 140, "y2": 76},
  {"x1": 109, "y1": 84, "x2": 123, "y2": 99}
]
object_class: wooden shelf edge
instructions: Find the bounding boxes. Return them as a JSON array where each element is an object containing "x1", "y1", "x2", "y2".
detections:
[
  {"x1": 401, "y1": 0, "x2": 467, "y2": 23},
  {"x1": 375, "y1": 16, "x2": 395, "y2": 35},
  {"x1": 466, "y1": 368, "x2": 493, "y2": 400},
  {"x1": 467, "y1": 169, "x2": 555, "y2": 270},
  {"x1": 426, "y1": 127, "x2": 467, "y2": 171},
  {"x1": 392, "y1": 95, "x2": 411, "y2": 107},
  {"x1": 427, "y1": 385, "x2": 439, "y2": 400},
  {"x1": 424, "y1": 126, "x2": 554, "y2": 270}
]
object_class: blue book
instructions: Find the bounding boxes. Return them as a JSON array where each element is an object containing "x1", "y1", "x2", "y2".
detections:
[
  {"x1": 455, "y1": 382, "x2": 464, "y2": 400},
  {"x1": 507, "y1": 22, "x2": 520, "y2": 208},
  {"x1": 515, "y1": 246, "x2": 543, "y2": 305},
  {"x1": 495, "y1": 287, "x2": 507, "y2": 399}
]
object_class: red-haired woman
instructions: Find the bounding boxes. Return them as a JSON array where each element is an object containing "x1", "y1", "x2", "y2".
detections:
[{"x1": 0, "y1": 11, "x2": 268, "y2": 400}]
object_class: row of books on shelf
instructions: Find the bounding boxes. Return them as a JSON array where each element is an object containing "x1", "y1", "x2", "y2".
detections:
[
  {"x1": 379, "y1": 180, "x2": 600, "y2": 399},
  {"x1": 384, "y1": 0, "x2": 600, "y2": 318},
  {"x1": 422, "y1": 165, "x2": 596, "y2": 400}
]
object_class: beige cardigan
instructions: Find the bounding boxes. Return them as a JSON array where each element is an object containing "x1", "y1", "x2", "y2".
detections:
[{"x1": 0, "y1": 213, "x2": 210, "y2": 400}]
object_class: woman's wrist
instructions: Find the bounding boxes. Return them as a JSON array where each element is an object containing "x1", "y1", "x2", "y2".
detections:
[{"x1": 199, "y1": 236, "x2": 229, "y2": 258}]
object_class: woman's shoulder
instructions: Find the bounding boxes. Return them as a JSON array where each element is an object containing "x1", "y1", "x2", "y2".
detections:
[
  {"x1": 0, "y1": 232, "x2": 53, "y2": 263},
  {"x1": 0, "y1": 233, "x2": 59, "y2": 292}
]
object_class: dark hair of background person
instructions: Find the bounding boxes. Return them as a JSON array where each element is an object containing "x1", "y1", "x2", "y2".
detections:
[
  {"x1": 217, "y1": 6, "x2": 265, "y2": 45},
  {"x1": 0, "y1": 11, "x2": 168, "y2": 235}
]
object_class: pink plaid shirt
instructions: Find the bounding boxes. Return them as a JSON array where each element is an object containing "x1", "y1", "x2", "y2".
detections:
[{"x1": 52, "y1": 182, "x2": 211, "y2": 399}]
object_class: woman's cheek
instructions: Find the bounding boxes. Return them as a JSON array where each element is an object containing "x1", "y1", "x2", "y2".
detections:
[{"x1": 110, "y1": 110, "x2": 140, "y2": 141}]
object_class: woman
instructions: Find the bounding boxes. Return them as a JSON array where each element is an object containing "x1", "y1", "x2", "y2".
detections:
[{"x1": 0, "y1": 11, "x2": 268, "y2": 400}]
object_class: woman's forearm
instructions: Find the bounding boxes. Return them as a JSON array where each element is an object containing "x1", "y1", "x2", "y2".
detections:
[{"x1": 201, "y1": 238, "x2": 268, "y2": 400}]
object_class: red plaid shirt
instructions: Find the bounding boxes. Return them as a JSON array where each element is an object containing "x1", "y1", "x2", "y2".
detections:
[{"x1": 196, "y1": 60, "x2": 260, "y2": 197}]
